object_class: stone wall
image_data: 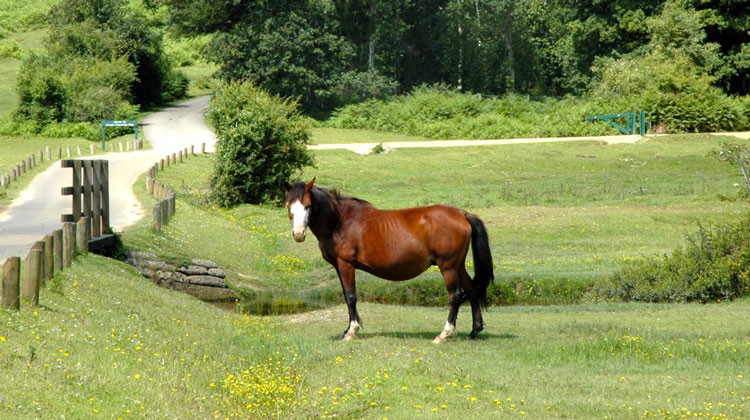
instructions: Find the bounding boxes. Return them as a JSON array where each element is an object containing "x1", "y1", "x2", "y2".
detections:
[{"x1": 125, "y1": 251, "x2": 238, "y2": 302}]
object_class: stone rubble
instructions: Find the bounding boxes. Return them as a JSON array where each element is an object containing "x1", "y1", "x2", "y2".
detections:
[{"x1": 124, "y1": 251, "x2": 237, "y2": 302}]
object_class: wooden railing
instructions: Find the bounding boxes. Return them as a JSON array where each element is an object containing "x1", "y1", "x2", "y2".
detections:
[{"x1": 61, "y1": 159, "x2": 110, "y2": 237}]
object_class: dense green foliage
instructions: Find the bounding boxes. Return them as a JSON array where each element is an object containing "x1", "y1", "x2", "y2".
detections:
[
  {"x1": 13, "y1": 0, "x2": 187, "y2": 127},
  {"x1": 594, "y1": 215, "x2": 750, "y2": 303},
  {"x1": 327, "y1": 83, "x2": 749, "y2": 138},
  {"x1": 207, "y1": 81, "x2": 313, "y2": 206},
  {"x1": 166, "y1": 0, "x2": 748, "y2": 113}
]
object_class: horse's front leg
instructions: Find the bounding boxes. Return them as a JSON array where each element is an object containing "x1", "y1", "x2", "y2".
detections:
[{"x1": 337, "y1": 259, "x2": 362, "y2": 340}]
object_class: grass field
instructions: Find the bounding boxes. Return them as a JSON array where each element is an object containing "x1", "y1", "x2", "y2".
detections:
[
  {"x1": 122, "y1": 133, "x2": 750, "y2": 307},
  {"x1": 0, "y1": 254, "x2": 747, "y2": 419}
]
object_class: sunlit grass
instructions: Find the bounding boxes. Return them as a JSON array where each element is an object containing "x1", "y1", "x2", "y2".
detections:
[
  {"x1": 123, "y1": 133, "x2": 750, "y2": 306},
  {"x1": 0, "y1": 257, "x2": 746, "y2": 418}
]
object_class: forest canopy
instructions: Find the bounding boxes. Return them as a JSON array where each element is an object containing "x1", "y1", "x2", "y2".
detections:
[{"x1": 163, "y1": 0, "x2": 749, "y2": 112}]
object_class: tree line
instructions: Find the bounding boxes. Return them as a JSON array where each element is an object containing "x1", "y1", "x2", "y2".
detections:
[{"x1": 165, "y1": 0, "x2": 748, "y2": 111}]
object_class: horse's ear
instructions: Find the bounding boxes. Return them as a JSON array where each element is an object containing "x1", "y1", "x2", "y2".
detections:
[
  {"x1": 304, "y1": 177, "x2": 316, "y2": 192},
  {"x1": 284, "y1": 181, "x2": 292, "y2": 192}
]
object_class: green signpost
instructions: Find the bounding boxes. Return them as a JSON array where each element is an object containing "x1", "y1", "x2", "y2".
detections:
[
  {"x1": 585, "y1": 111, "x2": 646, "y2": 136},
  {"x1": 101, "y1": 120, "x2": 139, "y2": 151}
]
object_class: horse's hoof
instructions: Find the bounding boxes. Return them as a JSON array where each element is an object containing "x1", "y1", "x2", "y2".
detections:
[
  {"x1": 469, "y1": 326, "x2": 484, "y2": 339},
  {"x1": 432, "y1": 336, "x2": 445, "y2": 344},
  {"x1": 342, "y1": 334, "x2": 355, "y2": 341}
]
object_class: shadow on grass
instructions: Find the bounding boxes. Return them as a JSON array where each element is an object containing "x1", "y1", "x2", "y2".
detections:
[{"x1": 329, "y1": 331, "x2": 517, "y2": 341}]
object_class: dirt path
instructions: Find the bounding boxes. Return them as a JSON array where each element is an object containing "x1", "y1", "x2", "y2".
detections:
[{"x1": 310, "y1": 132, "x2": 750, "y2": 155}]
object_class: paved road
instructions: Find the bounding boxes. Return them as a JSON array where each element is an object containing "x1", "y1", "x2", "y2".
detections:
[{"x1": 0, "y1": 96, "x2": 216, "y2": 264}]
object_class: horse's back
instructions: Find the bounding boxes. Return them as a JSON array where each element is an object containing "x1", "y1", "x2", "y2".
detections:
[{"x1": 347, "y1": 204, "x2": 472, "y2": 279}]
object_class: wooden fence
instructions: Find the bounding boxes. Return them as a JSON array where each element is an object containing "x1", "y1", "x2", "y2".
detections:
[
  {"x1": 0, "y1": 140, "x2": 142, "y2": 191},
  {"x1": 0, "y1": 156, "x2": 112, "y2": 310},
  {"x1": 146, "y1": 143, "x2": 205, "y2": 231},
  {"x1": 1, "y1": 142, "x2": 206, "y2": 310}
]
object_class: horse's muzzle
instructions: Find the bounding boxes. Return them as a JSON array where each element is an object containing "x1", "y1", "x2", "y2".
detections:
[{"x1": 292, "y1": 230, "x2": 306, "y2": 242}]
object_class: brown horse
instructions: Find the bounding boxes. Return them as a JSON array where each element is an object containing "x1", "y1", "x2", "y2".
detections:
[{"x1": 284, "y1": 178, "x2": 494, "y2": 343}]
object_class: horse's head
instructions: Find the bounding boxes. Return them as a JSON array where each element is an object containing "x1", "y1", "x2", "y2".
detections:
[{"x1": 284, "y1": 178, "x2": 315, "y2": 242}]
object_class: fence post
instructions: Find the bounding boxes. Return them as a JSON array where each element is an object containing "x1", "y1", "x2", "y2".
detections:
[
  {"x1": 46, "y1": 146, "x2": 51, "y2": 161},
  {"x1": 57, "y1": 146, "x2": 62, "y2": 159},
  {"x1": 44, "y1": 235, "x2": 53, "y2": 284},
  {"x1": 66, "y1": 146, "x2": 71, "y2": 158},
  {"x1": 190, "y1": 145, "x2": 195, "y2": 155},
  {"x1": 201, "y1": 143, "x2": 206, "y2": 154},
  {"x1": 90, "y1": 144, "x2": 95, "y2": 155},
  {"x1": 178, "y1": 150, "x2": 183, "y2": 163},
  {"x1": 76, "y1": 146, "x2": 81, "y2": 156},
  {"x1": 2, "y1": 257, "x2": 21, "y2": 310},
  {"x1": 161, "y1": 199, "x2": 168, "y2": 225},
  {"x1": 153, "y1": 203, "x2": 162, "y2": 232},
  {"x1": 53, "y1": 229, "x2": 63, "y2": 273},
  {"x1": 23, "y1": 249, "x2": 42, "y2": 306},
  {"x1": 76, "y1": 217, "x2": 89, "y2": 255},
  {"x1": 147, "y1": 177, "x2": 154, "y2": 195},
  {"x1": 31, "y1": 241, "x2": 45, "y2": 286},
  {"x1": 63, "y1": 222, "x2": 76, "y2": 267},
  {"x1": 91, "y1": 161, "x2": 102, "y2": 237},
  {"x1": 101, "y1": 160, "x2": 110, "y2": 232}
]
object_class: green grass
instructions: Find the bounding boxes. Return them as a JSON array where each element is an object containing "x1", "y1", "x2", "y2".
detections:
[
  {"x1": 177, "y1": 62, "x2": 219, "y2": 98},
  {"x1": 122, "y1": 133, "x2": 750, "y2": 307},
  {"x1": 0, "y1": 254, "x2": 747, "y2": 418}
]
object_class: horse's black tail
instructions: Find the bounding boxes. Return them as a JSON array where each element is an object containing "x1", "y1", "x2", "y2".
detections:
[{"x1": 466, "y1": 213, "x2": 495, "y2": 308}]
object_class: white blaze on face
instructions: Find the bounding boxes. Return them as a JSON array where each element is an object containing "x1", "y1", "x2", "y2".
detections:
[{"x1": 289, "y1": 200, "x2": 309, "y2": 241}]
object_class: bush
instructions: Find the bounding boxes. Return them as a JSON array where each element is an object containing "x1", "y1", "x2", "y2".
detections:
[
  {"x1": 592, "y1": 54, "x2": 748, "y2": 133},
  {"x1": 13, "y1": 0, "x2": 187, "y2": 129},
  {"x1": 0, "y1": 38, "x2": 21, "y2": 58},
  {"x1": 592, "y1": 215, "x2": 750, "y2": 303},
  {"x1": 327, "y1": 85, "x2": 622, "y2": 139},
  {"x1": 330, "y1": 71, "x2": 399, "y2": 106},
  {"x1": 208, "y1": 81, "x2": 313, "y2": 206}
]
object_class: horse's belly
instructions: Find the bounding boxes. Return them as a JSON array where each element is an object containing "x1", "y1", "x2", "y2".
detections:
[{"x1": 357, "y1": 258, "x2": 432, "y2": 281}]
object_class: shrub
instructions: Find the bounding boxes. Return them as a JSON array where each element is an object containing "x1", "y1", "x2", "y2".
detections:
[
  {"x1": 330, "y1": 71, "x2": 399, "y2": 106},
  {"x1": 592, "y1": 215, "x2": 750, "y2": 303},
  {"x1": 13, "y1": 0, "x2": 187, "y2": 129},
  {"x1": 208, "y1": 81, "x2": 313, "y2": 206},
  {"x1": 327, "y1": 85, "x2": 622, "y2": 139},
  {"x1": 0, "y1": 38, "x2": 21, "y2": 59}
]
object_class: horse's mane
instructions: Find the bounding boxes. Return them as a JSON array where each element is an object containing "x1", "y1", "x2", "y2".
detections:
[{"x1": 287, "y1": 182, "x2": 372, "y2": 221}]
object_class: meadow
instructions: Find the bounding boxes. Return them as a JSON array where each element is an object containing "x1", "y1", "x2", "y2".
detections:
[
  {"x1": 2, "y1": 130, "x2": 749, "y2": 418},
  {"x1": 0, "y1": 254, "x2": 747, "y2": 419},
  {"x1": 123, "y1": 133, "x2": 750, "y2": 307}
]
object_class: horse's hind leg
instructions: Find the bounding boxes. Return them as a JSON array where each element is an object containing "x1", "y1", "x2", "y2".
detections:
[
  {"x1": 465, "y1": 266, "x2": 485, "y2": 339},
  {"x1": 454, "y1": 265, "x2": 484, "y2": 340},
  {"x1": 433, "y1": 268, "x2": 463, "y2": 344}
]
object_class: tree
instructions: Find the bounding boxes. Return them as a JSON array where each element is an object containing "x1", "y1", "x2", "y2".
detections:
[
  {"x1": 208, "y1": 81, "x2": 314, "y2": 206},
  {"x1": 16, "y1": 0, "x2": 186, "y2": 125}
]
